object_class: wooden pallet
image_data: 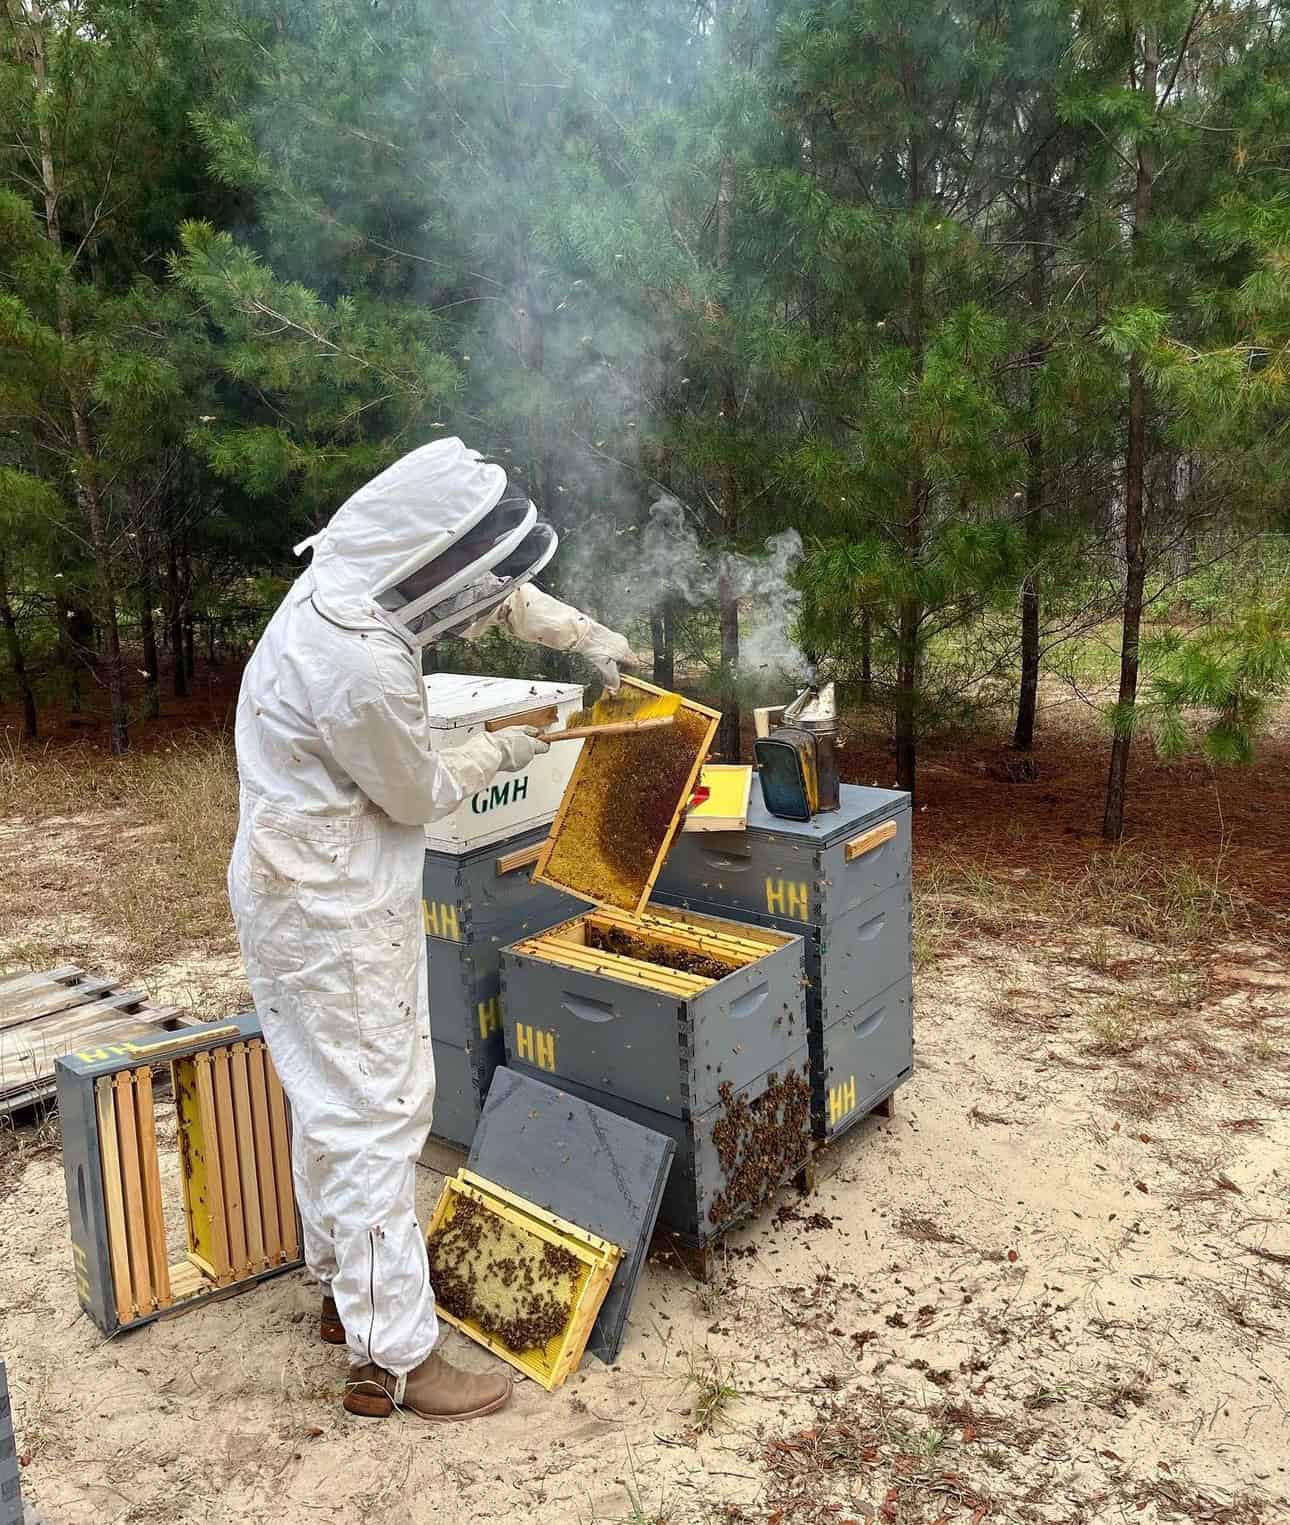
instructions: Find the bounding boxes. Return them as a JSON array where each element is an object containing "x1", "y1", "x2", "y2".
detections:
[{"x1": 0, "y1": 966, "x2": 190, "y2": 1118}]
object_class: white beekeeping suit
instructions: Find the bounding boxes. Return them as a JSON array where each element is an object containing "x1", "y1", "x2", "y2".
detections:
[{"x1": 227, "y1": 439, "x2": 631, "y2": 1421}]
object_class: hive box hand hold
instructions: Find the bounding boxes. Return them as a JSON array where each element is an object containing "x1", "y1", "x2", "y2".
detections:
[{"x1": 464, "y1": 1068, "x2": 674, "y2": 1364}]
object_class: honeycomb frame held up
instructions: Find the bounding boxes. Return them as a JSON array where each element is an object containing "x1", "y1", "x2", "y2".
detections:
[
  {"x1": 425, "y1": 1169, "x2": 622, "y2": 1392},
  {"x1": 534, "y1": 676, "x2": 720, "y2": 915}
]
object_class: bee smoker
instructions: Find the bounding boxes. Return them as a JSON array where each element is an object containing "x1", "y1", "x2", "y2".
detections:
[{"x1": 752, "y1": 669, "x2": 841, "y2": 821}]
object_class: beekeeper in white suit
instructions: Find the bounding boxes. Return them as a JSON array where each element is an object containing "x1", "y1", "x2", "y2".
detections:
[{"x1": 228, "y1": 438, "x2": 632, "y2": 1422}]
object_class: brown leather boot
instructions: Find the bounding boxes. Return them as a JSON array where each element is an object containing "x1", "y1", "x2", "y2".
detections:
[
  {"x1": 320, "y1": 1293, "x2": 345, "y2": 1347},
  {"x1": 343, "y1": 1352, "x2": 512, "y2": 1421}
]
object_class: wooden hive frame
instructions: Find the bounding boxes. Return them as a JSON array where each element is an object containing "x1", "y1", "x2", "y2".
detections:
[
  {"x1": 426, "y1": 1169, "x2": 622, "y2": 1392},
  {"x1": 509, "y1": 903, "x2": 795, "y2": 998},
  {"x1": 57, "y1": 1017, "x2": 303, "y2": 1335},
  {"x1": 534, "y1": 676, "x2": 720, "y2": 916}
]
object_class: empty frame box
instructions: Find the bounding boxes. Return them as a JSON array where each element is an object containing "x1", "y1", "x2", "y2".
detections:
[{"x1": 56, "y1": 1013, "x2": 302, "y2": 1336}]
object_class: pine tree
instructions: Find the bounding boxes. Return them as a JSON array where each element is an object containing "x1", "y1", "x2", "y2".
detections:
[
  {"x1": 0, "y1": 0, "x2": 236, "y2": 747},
  {"x1": 765, "y1": 0, "x2": 1030, "y2": 794},
  {"x1": 1062, "y1": 0, "x2": 1288, "y2": 837}
]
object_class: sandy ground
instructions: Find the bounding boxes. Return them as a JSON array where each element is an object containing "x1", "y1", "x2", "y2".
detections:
[{"x1": 1, "y1": 881, "x2": 1287, "y2": 1525}]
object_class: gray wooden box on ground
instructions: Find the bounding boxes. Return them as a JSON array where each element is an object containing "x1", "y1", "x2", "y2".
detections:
[{"x1": 509, "y1": 1045, "x2": 812, "y2": 1245}]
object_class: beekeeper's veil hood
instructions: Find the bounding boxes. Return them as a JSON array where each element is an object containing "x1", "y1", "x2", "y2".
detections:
[{"x1": 297, "y1": 438, "x2": 557, "y2": 647}]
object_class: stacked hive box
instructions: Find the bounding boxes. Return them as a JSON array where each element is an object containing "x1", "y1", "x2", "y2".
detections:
[
  {"x1": 421, "y1": 675, "x2": 585, "y2": 1150},
  {"x1": 654, "y1": 784, "x2": 913, "y2": 1142},
  {"x1": 500, "y1": 905, "x2": 811, "y2": 1245},
  {"x1": 423, "y1": 831, "x2": 583, "y2": 1147}
]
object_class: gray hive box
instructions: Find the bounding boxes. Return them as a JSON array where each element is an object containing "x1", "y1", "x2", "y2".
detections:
[
  {"x1": 499, "y1": 906, "x2": 813, "y2": 1245},
  {"x1": 466, "y1": 1068, "x2": 674, "y2": 1363},
  {"x1": 654, "y1": 784, "x2": 914, "y2": 1143},
  {"x1": 423, "y1": 821, "x2": 582, "y2": 1154},
  {"x1": 422, "y1": 822, "x2": 583, "y2": 955},
  {"x1": 498, "y1": 915, "x2": 806, "y2": 1119},
  {"x1": 655, "y1": 784, "x2": 912, "y2": 925},
  {"x1": 426, "y1": 944, "x2": 507, "y2": 1148},
  {"x1": 429, "y1": 1029, "x2": 503, "y2": 1150}
]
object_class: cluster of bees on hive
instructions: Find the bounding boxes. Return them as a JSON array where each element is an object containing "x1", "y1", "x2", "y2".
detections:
[
  {"x1": 545, "y1": 708, "x2": 712, "y2": 909},
  {"x1": 427, "y1": 1195, "x2": 582, "y2": 1353},
  {"x1": 584, "y1": 924, "x2": 736, "y2": 982},
  {"x1": 708, "y1": 1068, "x2": 812, "y2": 1227}
]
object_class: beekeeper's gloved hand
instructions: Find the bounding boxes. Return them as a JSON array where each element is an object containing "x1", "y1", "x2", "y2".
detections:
[
  {"x1": 481, "y1": 584, "x2": 635, "y2": 692},
  {"x1": 489, "y1": 725, "x2": 550, "y2": 774},
  {"x1": 572, "y1": 625, "x2": 633, "y2": 693}
]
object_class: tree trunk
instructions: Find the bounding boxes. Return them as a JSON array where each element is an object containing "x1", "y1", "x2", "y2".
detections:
[
  {"x1": 0, "y1": 556, "x2": 38, "y2": 741},
  {"x1": 894, "y1": 597, "x2": 919, "y2": 796},
  {"x1": 896, "y1": 136, "x2": 926, "y2": 798},
  {"x1": 1104, "y1": 355, "x2": 1149, "y2": 840},
  {"x1": 184, "y1": 615, "x2": 196, "y2": 682},
  {"x1": 167, "y1": 533, "x2": 188, "y2": 698},
  {"x1": 1104, "y1": 31, "x2": 1158, "y2": 841},
  {"x1": 1014, "y1": 231, "x2": 1047, "y2": 751},
  {"x1": 714, "y1": 143, "x2": 742, "y2": 759},
  {"x1": 140, "y1": 585, "x2": 160, "y2": 721},
  {"x1": 860, "y1": 609, "x2": 873, "y2": 704}
]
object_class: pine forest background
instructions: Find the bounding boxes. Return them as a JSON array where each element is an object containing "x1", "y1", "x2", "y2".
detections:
[{"x1": 3, "y1": 0, "x2": 1290, "y2": 840}]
